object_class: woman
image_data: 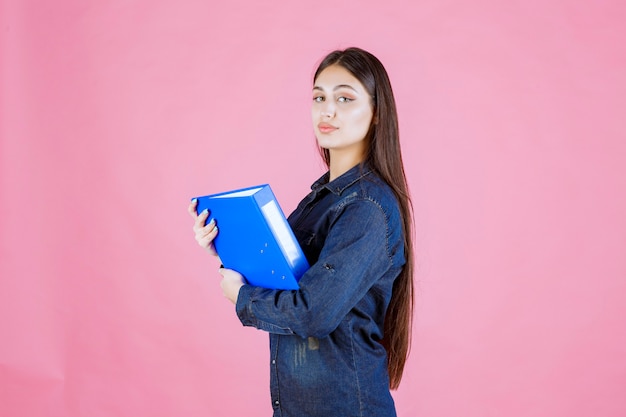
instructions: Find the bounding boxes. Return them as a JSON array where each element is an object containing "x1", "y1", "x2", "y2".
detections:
[{"x1": 189, "y1": 47, "x2": 414, "y2": 417}]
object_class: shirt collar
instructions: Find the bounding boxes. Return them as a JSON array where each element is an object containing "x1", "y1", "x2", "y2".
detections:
[{"x1": 311, "y1": 163, "x2": 373, "y2": 196}]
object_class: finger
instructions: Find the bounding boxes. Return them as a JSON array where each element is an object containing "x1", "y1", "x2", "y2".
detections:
[
  {"x1": 197, "y1": 223, "x2": 218, "y2": 247},
  {"x1": 195, "y1": 218, "x2": 215, "y2": 237},
  {"x1": 195, "y1": 223, "x2": 213, "y2": 240},
  {"x1": 218, "y1": 266, "x2": 226, "y2": 277},
  {"x1": 188, "y1": 199, "x2": 199, "y2": 218},
  {"x1": 193, "y1": 209, "x2": 210, "y2": 230},
  {"x1": 195, "y1": 227, "x2": 212, "y2": 243},
  {"x1": 198, "y1": 236, "x2": 216, "y2": 249},
  {"x1": 202, "y1": 218, "x2": 216, "y2": 232}
]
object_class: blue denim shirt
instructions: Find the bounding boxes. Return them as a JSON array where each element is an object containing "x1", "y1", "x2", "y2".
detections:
[{"x1": 236, "y1": 164, "x2": 406, "y2": 417}]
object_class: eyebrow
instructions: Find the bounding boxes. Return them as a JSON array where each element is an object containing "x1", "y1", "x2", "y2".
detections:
[{"x1": 312, "y1": 84, "x2": 359, "y2": 93}]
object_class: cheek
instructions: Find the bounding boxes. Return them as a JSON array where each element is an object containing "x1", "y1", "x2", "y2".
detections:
[{"x1": 350, "y1": 107, "x2": 374, "y2": 133}]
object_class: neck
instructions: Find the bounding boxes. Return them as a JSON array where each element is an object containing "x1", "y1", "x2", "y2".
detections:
[{"x1": 328, "y1": 150, "x2": 364, "y2": 181}]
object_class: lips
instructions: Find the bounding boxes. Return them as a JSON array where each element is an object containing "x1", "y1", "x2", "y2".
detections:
[{"x1": 318, "y1": 122, "x2": 338, "y2": 133}]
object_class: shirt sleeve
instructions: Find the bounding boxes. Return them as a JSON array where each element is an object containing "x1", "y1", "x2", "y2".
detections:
[{"x1": 235, "y1": 198, "x2": 394, "y2": 338}]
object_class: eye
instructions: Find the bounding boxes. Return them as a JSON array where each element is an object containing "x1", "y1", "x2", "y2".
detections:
[
  {"x1": 337, "y1": 96, "x2": 353, "y2": 103},
  {"x1": 313, "y1": 96, "x2": 324, "y2": 102}
]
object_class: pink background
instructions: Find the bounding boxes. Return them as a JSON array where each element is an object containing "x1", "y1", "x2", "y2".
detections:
[{"x1": 2, "y1": 0, "x2": 625, "y2": 416}]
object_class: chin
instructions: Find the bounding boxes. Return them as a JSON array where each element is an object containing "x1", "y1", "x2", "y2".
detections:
[{"x1": 316, "y1": 140, "x2": 335, "y2": 151}]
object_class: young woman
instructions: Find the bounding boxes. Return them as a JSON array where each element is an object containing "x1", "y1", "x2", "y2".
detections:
[{"x1": 189, "y1": 47, "x2": 414, "y2": 417}]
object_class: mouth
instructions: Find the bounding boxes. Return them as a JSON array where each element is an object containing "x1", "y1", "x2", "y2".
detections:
[{"x1": 317, "y1": 122, "x2": 338, "y2": 134}]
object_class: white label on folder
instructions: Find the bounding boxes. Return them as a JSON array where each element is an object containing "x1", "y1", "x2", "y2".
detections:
[
  {"x1": 261, "y1": 200, "x2": 299, "y2": 267},
  {"x1": 212, "y1": 187, "x2": 264, "y2": 198}
]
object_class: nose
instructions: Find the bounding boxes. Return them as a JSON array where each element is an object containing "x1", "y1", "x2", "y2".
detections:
[{"x1": 321, "y1": 102, "x2": 335, "y2": 118}]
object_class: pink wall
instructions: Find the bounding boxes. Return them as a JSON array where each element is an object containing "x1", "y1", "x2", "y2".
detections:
[{"x1": 2, "y1": 0, "x2": 625, "y2": 416}]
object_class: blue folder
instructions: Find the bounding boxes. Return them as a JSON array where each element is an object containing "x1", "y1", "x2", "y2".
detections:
[{"x1": 193, "y1": 184, "x2": 309, "y2": 290}]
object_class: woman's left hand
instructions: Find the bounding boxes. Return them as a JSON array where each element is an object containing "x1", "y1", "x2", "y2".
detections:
[{"x1": 219, "y1": 267, "x2": 245, "y2": 304}]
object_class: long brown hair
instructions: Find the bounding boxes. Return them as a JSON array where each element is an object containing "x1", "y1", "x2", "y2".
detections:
[{"x1": 313, "y1": 47, "x2": 414, "y2": 389}]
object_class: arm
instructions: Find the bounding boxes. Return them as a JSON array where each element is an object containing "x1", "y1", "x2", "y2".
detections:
[
  {"x1": 236, "y1": 199, "x2": 395, "y2": 338},
  {"x1": 188, "y1": 199, "x2": 244, "y2": 302}
]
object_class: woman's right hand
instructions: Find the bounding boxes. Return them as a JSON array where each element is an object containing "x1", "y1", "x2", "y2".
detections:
[{"x1": 188, "y1": 199, "x2": 219, "y2": 257}]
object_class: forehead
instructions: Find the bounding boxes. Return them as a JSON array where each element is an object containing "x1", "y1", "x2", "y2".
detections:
[{"x1": 313, "y1": 64, "x2": 366, "y2": 91}]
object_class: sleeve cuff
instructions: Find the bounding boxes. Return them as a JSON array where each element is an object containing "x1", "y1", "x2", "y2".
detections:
[{"x1": 235, "y1": 284, "x2": 256, "y2": 325}]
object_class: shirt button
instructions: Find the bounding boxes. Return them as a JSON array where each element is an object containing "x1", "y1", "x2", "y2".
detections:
[
  {"x1": 272, "y1": 360, "x2": 276, "y2": 364},
  {"x1": 274, "y1": 400, "x2": 280, "y2": 406}
]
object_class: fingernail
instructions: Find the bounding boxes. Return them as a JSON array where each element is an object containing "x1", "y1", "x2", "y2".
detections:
[
  {"x1": 191, "y1": 198, "x2": 197, "y2": 203},
  {"x1": 208, "y1": 218, "x2": 215, "y2": 226},
  {"x1": 202, "y1": 209, "x2": 208, "y2": 214}
]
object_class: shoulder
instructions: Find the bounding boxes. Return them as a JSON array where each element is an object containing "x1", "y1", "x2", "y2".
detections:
[
  {"x1": 334, "y1": 173, "x2": 405, "y2": 264},
  {"x1": 352, "y1": 171, "x2": 400, "y2": 218},
  {"x1": 332, "y1": 170, "x2": 402, "y2": 233}
]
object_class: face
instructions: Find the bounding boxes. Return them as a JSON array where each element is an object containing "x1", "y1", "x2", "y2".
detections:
[{"x1": 312, "y1": 64, "x2": 374, "y2": 160}]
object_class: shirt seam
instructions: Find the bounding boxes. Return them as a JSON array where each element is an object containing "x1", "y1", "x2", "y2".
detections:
[{"x1": 333, "y1": 194, "x2": 395, "y2": 264}]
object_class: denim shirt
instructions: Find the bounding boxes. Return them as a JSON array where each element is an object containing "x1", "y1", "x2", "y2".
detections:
[{"x1": 235, "y1": 164, "x2": 406, "y2": 417}]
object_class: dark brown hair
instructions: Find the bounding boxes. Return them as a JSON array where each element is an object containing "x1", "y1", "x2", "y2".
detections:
[{"x1": 313, "y1": 47, "x2": 415, "y2": 389}]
